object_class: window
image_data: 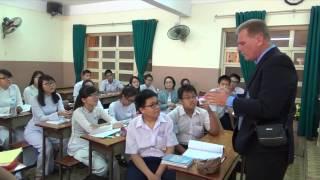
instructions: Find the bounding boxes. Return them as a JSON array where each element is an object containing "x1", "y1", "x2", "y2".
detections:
[
  {"x1": 221, "y1": 26, "x2": 308, "y2": 101},
  {"x1": 86, "y1": 32, "x2": 152, "y2": 85}
]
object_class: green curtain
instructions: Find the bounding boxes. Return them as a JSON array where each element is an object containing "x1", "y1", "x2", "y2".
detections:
[
  {"x1": 235, "y1": 11, "x2": 266, "y2": 84},
  {"x1": 132, "y1": 19, "x2": 158, "y2": 81},
  {"x1": 73, "y1": 24, "x2": 86, "y2": 82},
  {"x1": 298, "y1": 6, "x2": 320, "y2": 138}
]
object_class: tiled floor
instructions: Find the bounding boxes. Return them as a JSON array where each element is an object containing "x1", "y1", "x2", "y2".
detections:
[{"x1": 22, "y1": 121, "x2": 319, "y2": 180}]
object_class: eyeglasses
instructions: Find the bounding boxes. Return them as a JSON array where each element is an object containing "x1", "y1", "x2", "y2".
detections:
[
  {"x1": 231, "y1": 80, "x2": 240, "y2": 84},
  {"x1": 182, "y1": 95, "x2": 197, "y2": 100},
  {"x1": 43, "y1": 81, "x2": 56, "y2": 86},
  {"x1": 144, "y1": 102, "x2": 160, "y2": 109},
  {"x1": 0, "y1": 77, "x2": 10, "y2": 80}
]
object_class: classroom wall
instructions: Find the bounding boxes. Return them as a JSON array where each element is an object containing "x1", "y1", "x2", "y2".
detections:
[{"x1": 1, "y1": 0, "x2": 319, "y2": 92}]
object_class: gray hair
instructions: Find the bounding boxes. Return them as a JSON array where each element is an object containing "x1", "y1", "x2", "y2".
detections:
[{"x1": 236, "y1": 19, "x2": 270, "y2": 40}]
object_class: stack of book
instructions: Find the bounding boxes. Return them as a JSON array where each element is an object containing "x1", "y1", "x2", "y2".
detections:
[
  {"x1": 183, "y1": 140, "x2": 224, "y2": 160},
  {"x1": 161, "y1": 154, "x2": 193, "y2": 168},
  {"x1": 0, "y1": 148, "x2": 22, "y2": 171}
]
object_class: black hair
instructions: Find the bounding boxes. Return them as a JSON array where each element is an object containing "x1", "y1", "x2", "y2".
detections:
[
  {"x1": 144, "y1": 74, "x2": 153, "y2": 80},
  {"x1": 163, "y1": 76, "x2": 176, "y2": 89},
  {"x1": 82, "y1": 79, "x2": 95, "y2": 88},
  {"x1": 104, "y1": 69, "x2": 113, "y2": 76},
  {"x1": 135, "y1": 89, "x2": 157, "y2": 111},
  {"x1": 178, "y1": 84, "x2": 197, "y2": 100},
  {"x1": 82, "y1": 69, "x2": 91, "y2": 75},
  {"x1": 74, "y1": 86, "x2": 98, "y2": 110},
  {"x1": 128, "y1": 76, "x2": 140, "y2": 91},
  {"x1": 218, "y1": 75, "x2": 231, "y2": 84},
  {"x1": 37, "y1": 74, "x2": 60, "y2": 106},
  {"x1": 180, "y1": 78, "x2": 190, "y2": 87},
  {"x1": 29, "y1": 71, "x2": 44, "y2": 86},
  {"x1": 229, "y1": 73, "x2": 241, "y2": 82},
  {"x1": 0, "y1": 69, "x2": 12, "y2": 78},
  {"x1": 121, "y1": 86, "x2": 138, "y2": 98}
]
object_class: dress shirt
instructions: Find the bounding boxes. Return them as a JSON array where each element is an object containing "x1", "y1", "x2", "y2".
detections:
[
  {"x1": 0, "y1": 84, "x2": 23, "y2": 113},
  {"x1": 99, "y1": 79, "x2": 123, "y2": 92},
  {"x1": 108, "y1": 100, "x2": 136, "y2": 121}
]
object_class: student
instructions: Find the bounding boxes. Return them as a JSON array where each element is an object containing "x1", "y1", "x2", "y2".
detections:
[
  {"x1": 180, "y1": 78, "x2": 190, "y2": 87},
  {"x1": 168, "y1": 85, "x2": 221, "y2": 154},
  {"x1": 125, "y1": 89, "x2": 177, "y2": 180},
  {"x1": 23, "y1": 71, "x2": 44, "y2": 104},
  {"x1": 24, "y1": 74, "x2": 72, "y2": 178},
  {"x1": 108, "y1": 86, "x2": 138, "y2": 123},
  {"x1": 81, "y1": 79, "x2": 103, "y2": 109},
  {"x1": 0, "y1": 69, "x2": 24, "y2": 148},
  {"x1": 158, "y1": 76, "x2": 178, "y2": 112},
  {"x1": 68, "y1": 86, "x2": 121, "y2": 177},
  {"x1": 99, "y1": 69, "x2": 123, "y2": 93},
  {"x1": 73, "y1": 69, "x2": 91, "y2": 102},
  {"x1": 229, "y1": 73, "x2": 244, "y2": 96},
  {"x1": 210, "y1": 75, "x2": 234, "y2": 130},
  {"x1": 140, "y1": 74, "x2": 157, "y2": 93},
  {"x1": 128, "y1": 75, "x2": 140, "y2": 92}
]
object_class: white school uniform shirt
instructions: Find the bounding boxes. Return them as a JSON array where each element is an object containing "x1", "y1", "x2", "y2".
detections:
[
  {"x1": 140, "y1": 84, "x2": 157, "y2": 93},
  {"x1": 25, "y1": 94, "x2": 65, "y2": 132},
  {"x1": 108, "y1": 100, "x2": 136, "y2": 122},
  {"x1": 232, "y1": 87, "x2": 245, "y2": 96},
  {"x1": 68, "y1": 106, "x2": 116, "y2": 155},
  {"x1": 0, "y1": 84, "x2": 23, "y2": 113},
  {"x1": 168, "y1": 106, "x2": 210, "y2": 145},
  {"x1": 125, "y1": 113, "x2": 178, "y2": 157},
  {"x1": 99, "y1": 79, "x2": 123, "y2": 92},
  {"x1": 23, "y1": 85, "x2": 38, "y2": 104},
  {"x1": 73, "y1": 80, "x2": 83, "y2": 102}
]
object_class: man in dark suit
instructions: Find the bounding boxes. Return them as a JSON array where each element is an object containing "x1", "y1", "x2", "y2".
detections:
[{"x1": 206, "y1": 19, "x2": 297, "y2": 180}]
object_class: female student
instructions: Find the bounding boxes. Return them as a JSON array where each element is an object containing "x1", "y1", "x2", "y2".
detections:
[
  {"x1": 108, "y1": 86, "x2": 138, "y2": 122},
  {"x1": 24, "y1": 74, "x2": 72, "y2": 178},
  {"x1": 128, "y1": 76, "x2": 140, "y2": 92},
  {"x1": 81, "y1": 79, "x2": 104, "y2": 109},
  {"x1": 158, "y1": 76, "x2": 178, "y2": 112},
  {"x1": 23, "y1": 70, "x2": 44, "y2": 104},
  {"x1": 0, "y1": 69, "x2": 24, "y2": 149},
  {"x1": 126, "y1": 89, "x2": 178, "y2": 180},
  {"x1": 67, "y1": 86, "x2": 121, "y2": 177},
  {"x1": 140, "y1": 74, "x2": 157, "y2": 93}
]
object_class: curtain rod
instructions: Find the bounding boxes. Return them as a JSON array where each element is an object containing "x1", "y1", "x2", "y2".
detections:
[
  {"x1": 86, "y1": 22, "x2": 131, "y2": 27},
  {"x1": 215, "y1": 9, "x2": 310, "y2": 19}
]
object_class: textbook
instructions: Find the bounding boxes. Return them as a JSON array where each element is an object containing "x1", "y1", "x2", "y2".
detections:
[
  {"x1": 90, "y1": 127, "x2": 121, "y2": 138},
  {"x1": 183, "y1": 140, "x2": 224, "y2": 160},
  {"x1": 0, "y1": 148, "x2": 22, "y2": 170},
  {"x1": 161, "y1": 154, "x2": 193, "y2": 168}
]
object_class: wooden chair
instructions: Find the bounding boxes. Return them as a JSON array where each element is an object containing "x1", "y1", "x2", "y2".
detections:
[{"x1": 54, "y1": 156, "x2": 81, "y2": 180}]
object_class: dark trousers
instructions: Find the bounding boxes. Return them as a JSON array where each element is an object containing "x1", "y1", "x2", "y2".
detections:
[
  {"x1": 245, "y1": 149, "x2": 289, "y2": 180},
  {"x1": 126, "y1": 157, "x2": 176, "y2": 180},
  {"x1": 220, "y1": 113, "x2": 233, "y2": 130}
]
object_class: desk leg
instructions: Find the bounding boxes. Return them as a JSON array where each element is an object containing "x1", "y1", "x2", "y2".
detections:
[
  {"x1": 42, "y1": 131, "x2": 46, "y2": 180},
  {"x1": 59, "y1": 137, "x2": 63, "y2": 180},
  {"x1": 8, "y1": 127, "x2": 13, "y2": 145},
  {"x1": 109, "y1": 149, "x2": 113, "y2": 180},
  {"x1": 88, "y1": 142, "x2": 92, "y2": 175}
]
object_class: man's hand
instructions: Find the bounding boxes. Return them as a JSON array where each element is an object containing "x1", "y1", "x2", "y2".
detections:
[{"x1": 205, "y1": 88, "x2": 230, "y2": 106}]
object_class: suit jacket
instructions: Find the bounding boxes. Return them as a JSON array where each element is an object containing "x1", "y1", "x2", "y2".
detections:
[{"x1": 232, "y1": 47, "x2": 297, "y2": 164}]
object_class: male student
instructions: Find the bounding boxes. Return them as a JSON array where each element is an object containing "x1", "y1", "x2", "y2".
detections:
[
  {"x1": 73, "y1": 69, "x2": 91, "y2": 101},
  {"x1": 99, "y1": 69, "x2": 123, "y2": 94},
  {"x1": 168, "y1": 84, "x2": 221, "y2": 154}
]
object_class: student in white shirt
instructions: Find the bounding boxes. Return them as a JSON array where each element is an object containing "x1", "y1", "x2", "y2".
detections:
[
  {"x1": 125, "y1": 89, "x2": 178, "y2": 180},
  {"x1": 73, "y1": 69, "x2": 91, "y2": 102},
  {"x1": 168, "y1": 85, "x2": 221, "y2": 154},
  {"x1": 128, "y1": 75, "x2": 140, "y2": 92},
  {"x1": 81, "y1": 79, "x2": 103, "y2": 109},
  {"x1": 24, "y1": 74, "x2": 72, "y2": 178},
  {"x1": 23, "y1": 71, "x2": 44, "y2": 104},
  {"x1": 139, "y1": 74, "x2": 157, "y2": 93},
  {"x1": 108, "y1": 86, "x2": 138, "y2": 122},
  {"x1": 99, "y1": 69, "x2": 123, "y2": 94},
  {"x1": 229, "y1": 73, "x2": 244, "y2": 96},
  {"x1": 68, "y1": 86, "x2": 122, "y2": 177},
  {"x1": 0, "y1": 69, "x2": 24, "y2": 148}
]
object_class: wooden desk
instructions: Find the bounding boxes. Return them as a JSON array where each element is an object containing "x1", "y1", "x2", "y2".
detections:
[
  {"x1": 168, "y1": 131, "x2": 240, "y2": 180},
  {"x1": 81, "y1": 134, "x2": 125, "y2": 179},
  {"x1": 36, "y1": 121, "x2": 71, "y2": 179},
  {"x1": 99, "y1": 93, "x2": 120, "y2": 105},
  {"x1": 0, "y1": 112, "x2": 32, "y2": 144}
]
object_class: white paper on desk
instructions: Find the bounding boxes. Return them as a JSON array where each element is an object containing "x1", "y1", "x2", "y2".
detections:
[
  {"x1": 90, "y1": 128, "x2": 120, "y2": 138},
  {"x1": 0, "y1": 113, "x2": 10, "y2": 117},
  {"x1": 183, "y1": 140, "x2": 224, "y2": 160},
  {"x1": 0, "y1": 107, "x2": 10, "y2": 114},
  {"x1": 21, "y1": 104, "x2": 31, "y2": 113},
  {"x1": 46, "y1": 120, "x2": 66, "y2": 125}
]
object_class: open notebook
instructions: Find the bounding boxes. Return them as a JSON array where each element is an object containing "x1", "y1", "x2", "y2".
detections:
[
  {"x1": 89, "y1": 125, "x2": 120, "y2": 138},
  {"x1": 183, "y1": 140, "x2": 224, "y2": 160}
]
